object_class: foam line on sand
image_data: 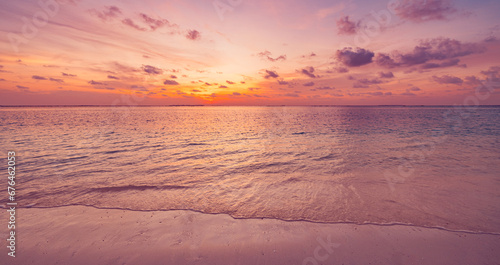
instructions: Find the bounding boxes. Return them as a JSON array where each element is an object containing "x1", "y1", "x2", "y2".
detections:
[{"x1": 1, "y1": 205, "x2": 499, "y2": 265}]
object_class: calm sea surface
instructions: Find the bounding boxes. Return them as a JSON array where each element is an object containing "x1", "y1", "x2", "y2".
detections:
[{"x1": 1, "y1": 106, "x2": 499, "y2": 233}]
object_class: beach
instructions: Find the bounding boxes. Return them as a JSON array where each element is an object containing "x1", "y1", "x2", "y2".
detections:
[{"x1": 1, "y1": 205, "x2": 499, "y2": 265}]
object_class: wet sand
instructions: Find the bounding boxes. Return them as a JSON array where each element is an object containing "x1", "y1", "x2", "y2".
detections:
[{"x1": 1, "y1": 206, "x2": 499, "y2": 265}]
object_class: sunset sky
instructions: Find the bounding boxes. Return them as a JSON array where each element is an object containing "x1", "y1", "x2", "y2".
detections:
[{"x1": 0, "y1": 0, "x2": 499, "y2": 105}]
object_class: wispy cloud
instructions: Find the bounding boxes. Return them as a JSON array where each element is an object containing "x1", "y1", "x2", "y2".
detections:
[
  {"x1": 258, "y1": 51, "x2": 287, "y2": 62},
  {"x1": 393, "y1": 0, "x2": 456, "y2": 23},
  {"x1": 375, "y1": 38, "x2": 485, "y2": 68},
  {"x1": 432, "y1": 75, "x2": 463, "y2": 85},
  {"x1": 336, "y1": 16, "x2": 360, "y2": 35}
]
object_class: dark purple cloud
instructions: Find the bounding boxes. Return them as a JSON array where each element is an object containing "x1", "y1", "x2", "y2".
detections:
[
  {"x1": 336, "y1": 48, "x2": 374, "y2": 67},
  {"x1": 88, "y1": 80, "x2": 105, "y2": 85},
  {"x1": 401, "y1": 91, "x2": 416, "y2": 96},
  {"x1": 464, "y1": 76, "x2": 481, "y2": 86},
  {"x1": 316, "y1": 86, "x2": 335, "y2": 90},
  {"x1": 248, "y1": 87, "x2": 261, "y2": 91},
  {"x1": 303, "y1": 82, "x2": 315, "y2": 87},
  {"x1": 337, "y1": 16, "x2": 360, "y2": 35},
  {"x1": 393, "y1": 0, "x2": 456, "y2": 22},
  {"x1": 122, "y1": 18, "x2": 147, "y2": 31},
  {"x1": 139, "y1": 13, "x2": 173, "y2": 31},
  {"x1": 219, "y1": 85, "x2": 228, "y2": 88},
  {"x1": 32, "y1": 75, "x2": 47, "y2": 80},
  {"x1": 367, "y1": 91, "x2": 384, "y2": 96},
  {"x1": 284, "y1": 93, "x2": 299, "y2": 97},
  {"x1": 164, "y1": 80, "x2": 179, "y2": 85},
  {"x1": 264, "y1": 70, "x2": 279, "y2": 79},
  {"x1": 61, "y1": 72, "x2": 76, "y2": 77},
  {"x1": 420, "y1": 58, "x2": 461, "y2": 69},
  {"x1": 484, "y1": 36, "x2": 497, "y2": 42},
  {"x1": 300, "y1": 67, "x2": 318, "y2": 78},
  {"x1": 379, "y1": 71, "x2": 394, "y2": 78},
  {"x1": 49, "y1": 78, "x2": 64, "y2": 83},
  {"x1": 17, "y1": 85, "x2": 30, "y2": 90},
  {"x1": 186, "y1": 30, "x2": 200, "y2": 40},
  {"x1": 226, "y1": 80, "x2": 235, "y2": 84},
  {"x1": 409, "y1": 86, "x2": 421, "y2": 91},
  {"x1": 334, "y1": 67, "x2": 349, "y2": 73},
  {"x1": 278, "y1": 79, "x2": 289, "y2": 85},
  {"x1": 233, "y1": 92, "x2": 241, "y2": 96},
  {"x1": 375, "y1": 38, "x2": 485, "y2": 68},
  {"x1": 107, "y1": 75, "x2": 119, "y2": 80},
  {"x1": 432, "y1": 75, "x2": 463, "y2": 85},
  {"x1": 142, "y1": 65, "x2": 162, "y2": 75},
  {"x1": 258, "y1": 51, "x2": 287, "y2": 62}
]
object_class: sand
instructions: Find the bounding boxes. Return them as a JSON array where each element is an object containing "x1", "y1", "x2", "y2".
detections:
[{"x1": 0, "y1": 206, "x2": 499, "y2": 265}]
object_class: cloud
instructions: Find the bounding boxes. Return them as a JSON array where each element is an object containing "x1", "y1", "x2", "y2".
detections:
[
  {"x1": 464, "y1": 76, "x2": 482, "y2": 86},
  {"x1": 90, "y1": 6, "x2": 122, "y2": 21},
  {"x1": 258, "y1": 51, "x2": 287, "y2": 62},
  {"x1": 16, "y1": 85, "x2": 30, "y2": 91},
  {"x1": 192, "y1": 89, "x2": 201, "y2": 92},
  {"x1": 300, "y1": 67, "x2": 318, "y2": 78},
  {"x1": 264, "y1": 70, "x2": 279, "y2": 79},
  {"x1": 357, "y1": 78, "x2": 383, "y2": 85},
  {"x1": 393, "y1": 0, "x2": 456, "y2": 22},
  {"x1": 0, "y1": 78, "x2": 5, "y2": 81},
  {"x1": 122, "y1": 18, "x2": 147, "y2": 31},
  {"x1": 139, "y1": 13, "x2": 173, "y2": 31},
  {"x1": 232, "y1": 92, "x2": 241, "y2": 96},
  {"x1": 375, "y1": 38, "x2": 485, "y2": 68},
  {"x1": 88, "y1": 80, "x2": 105, "y2": 85},
  {"x1": 49, "y1": 78, "x2": 64, "y2": 83},
  {"x1": 316, "y1": 86, "x2": 335, "y2": 90},
  {"x1": 367, "y1": 92, "x2": 384, "y2": 96},
  {"x1": 170, "y1": 75, "x2": 177, "y2": 79},
  {"x1": 334, "y1": 67, "x2": 349, "y2": 73},
  {"x1": 62, "y1": 72, "x2": 76, "y2": 77},
  {"x1": 420, "y1": 58, "x2": 461, "y2": 69},
  {"x1": 303, "y1": 82, "x2": 315, "y2": 87},
  {"x1": 432, "y1": 75, "x2": 463, "y2": 85},
  {"x1": 32, "y1": 75, "x2": 47, "y2": 80},
  {"x1": 302, "y1": 52, "x2": 317, "y2": 58},
  {"x1": 336, "y1": 16, "x2": 359, "y2": 35},
  {"x1": 484, "y1": 36, "x2": 497, "y2": 42},
  {"x1": 163, "y1": 80, "x2": 179, "y2": 85},
  {"x1": 401, "y1": 91, "x2": 416, "y2": 96},
  {"x1": 379, "y1": 71, "x2": 394, "y2": 78},
  {"x1": 248, "y1": 87, "x2": 261, "y2": 91},
  {"x1": 186, "y1": 30, "x2": 200, "y2": 40},
  {"x1": 284, "y1": 93, "x2": 299, "y2": 97},
  {"x1": 409, "y1": 86, "x2": 421, "y2": 91},
  {"x1": 336, "y1": 48, "x2": 374, "y2": 67},
  {"x1": 278, "y1": 79, "x2": 289, "y2": 85},
  {"x1": 142, "y1": 65, "x2": 162, "y2": 75},
  {"x1": 226, "y1": 80, "x2": 235, "y2": 84},
  {"x1": 219, "y1": 85, "x2": 228, "y2": 88},
  {"x1": 107, "y1": 75, "x2": 119, "y2": 80}
]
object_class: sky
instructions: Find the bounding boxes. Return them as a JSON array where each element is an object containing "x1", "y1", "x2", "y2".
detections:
[{"x1": 0, "y1": 0, "x2": 499, "y2": 105}]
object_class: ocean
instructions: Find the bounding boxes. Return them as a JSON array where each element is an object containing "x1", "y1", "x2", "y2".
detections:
[{"x1": 1, "y1": 106, "x2": 499, "y2": 233}]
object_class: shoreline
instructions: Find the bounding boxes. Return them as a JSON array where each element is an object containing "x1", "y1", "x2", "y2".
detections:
[
  {"x1": 1, "y1": 205, "x2": 499, "y2": 264},
  {"x1": 4, "y1": 204, "x2": 499, "y2": 236}
]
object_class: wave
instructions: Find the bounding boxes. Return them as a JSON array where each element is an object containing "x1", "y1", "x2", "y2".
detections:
[{"x1": 8, "y1": 204, "x2": 500, "y2": 236}]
